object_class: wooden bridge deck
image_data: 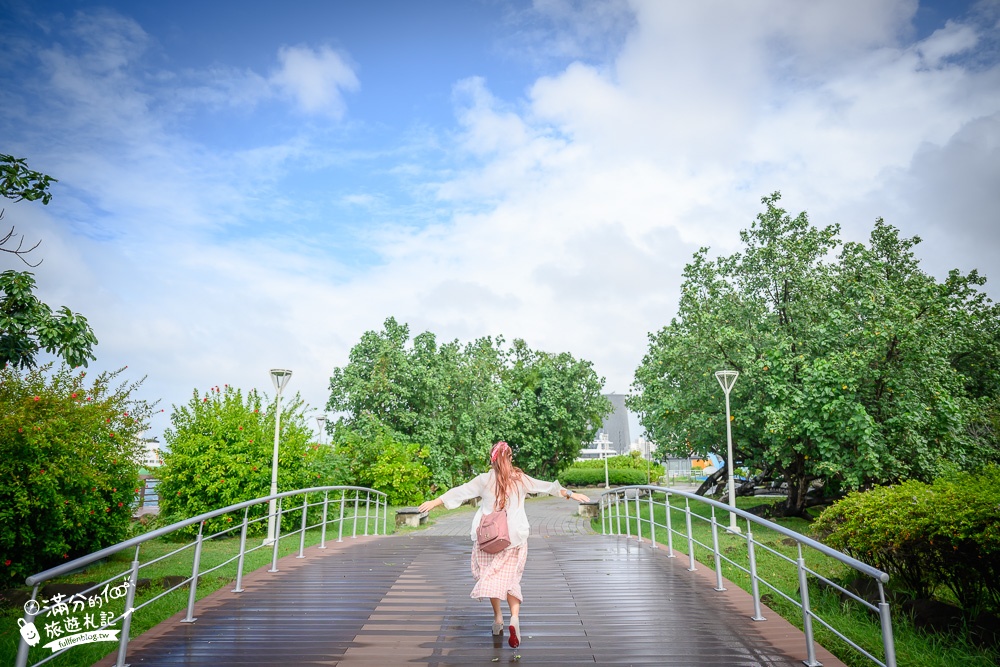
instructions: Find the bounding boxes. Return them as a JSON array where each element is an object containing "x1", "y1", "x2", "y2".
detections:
[{"x1": 94, "y1": 529, "x2": 847, "y2": 666}]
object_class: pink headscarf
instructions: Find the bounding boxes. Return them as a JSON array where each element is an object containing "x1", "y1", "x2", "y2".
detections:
[{"x1": 490, "y1": 440, "x2": 510, "y2": 463}]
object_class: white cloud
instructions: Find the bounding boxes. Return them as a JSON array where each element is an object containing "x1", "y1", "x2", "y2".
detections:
[
  {"x1": 4, "y1": 1, "x2": 999, "y2": 441},
  {"x1": 269, "y1": 45, "x2": 359, "y2": 118}
]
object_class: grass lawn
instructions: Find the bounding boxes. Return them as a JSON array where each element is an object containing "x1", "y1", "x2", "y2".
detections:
[{"x1": 599, "y1": 492, "x2": 999, "y2": 667}]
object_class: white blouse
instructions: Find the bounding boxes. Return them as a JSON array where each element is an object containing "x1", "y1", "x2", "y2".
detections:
[{"x1": 437, "y1": 469, "x2": 569, "y2": 549}]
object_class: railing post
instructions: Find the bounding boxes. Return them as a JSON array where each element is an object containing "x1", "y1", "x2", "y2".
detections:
[
  {"x1": 685, "y1": 498, "x2": 696, "y2": 571},
  {"x1": 234, "y1": 507, "x2": 250, "y2": 592},
  {"x1": 14, "y1": 584, "x2": 40, "y2": 667},
  {"x1": 382, "y1": 494, "x2": 388, "y2": 535},
  {"x1": 746, "y1": 520, "x2": 765, "y2": 620},
  {"x1": 351, "y1": 489, "x2": 361, "y2": 540},
  {"x1": 600, "y1": 495, "x2": 607, "y2": 535},
  {"x1": 797, "y1": 544, "x2": 821, "y2": 666},
  {"x1": 114, "y1": 546, "x2": 141, "y2": 667},
  {"x1": 373, "y1": 491, "x2": 380, "y2": 535},
  {"x1": 319, "y1": 492, "x2": 330, "y2": 549},
  {"x1": 269, "y1": 498, "x2": 283, "y2": 572},
  {"x1": 648, "y1": 492, "x2": 657, "y2": 549},
  {"x1": 624, "y1": 490, "x2": 632, "y2": 539},
  {"x1": 15, "y1": 585, "x2": 42, "y2": 667},
  {"x1": 297, "y1": 494, "x2": 308, "y2": 558},
  {"x1": 711, "y1": 508, "x2": 726, "y2": 591},
  {"x1": 878, "y1": 583, "x2": 897, "y2": 667},
  {"x1": 634, "y1": 490, "x2": 642, "y2": 543},
  {"x1": 665, "y1": 493, "x2": 675, "y2": 557},
  {"x1": 182, "y1": 523, "x2": 204, "y2": 623},
  {"x1": 615, "y1": 493, "x2": 622, "y2": 535},
  {"x1": 337, "y1": 490, "x2": 346, "y2": 542},
  {"x1": 364, "y1": 490, "x2": 370, "y2": 536}
]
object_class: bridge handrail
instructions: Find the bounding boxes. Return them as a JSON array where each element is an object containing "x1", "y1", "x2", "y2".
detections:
[
  {"x1": 600, "y1": 484, "x2": 896, "y2": 667},
  {"x1": 16, "y1": 485, "x2": 387, "y2": 667}
]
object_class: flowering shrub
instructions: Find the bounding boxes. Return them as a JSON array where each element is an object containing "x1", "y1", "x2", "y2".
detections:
[
  {"x1": 0, "y1": 364, "x2": 150, "y2": 583},
  {"x1": 157, "y1": 385, "x2": 314, "y2": 536}
]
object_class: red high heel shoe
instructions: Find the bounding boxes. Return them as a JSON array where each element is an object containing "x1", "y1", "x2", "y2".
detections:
[{"x1": 508, "y1": 617, "x2": 520, "y2": 648}]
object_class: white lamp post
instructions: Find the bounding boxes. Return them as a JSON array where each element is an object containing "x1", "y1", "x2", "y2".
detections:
[
  {"x1": 266, "y1": 369, "x2": 293, "y2": 544},
  {"x1": 315, "y1": 415, "x2": 328, "y2": 446},
  {"x1": 715, "y1": 370, "x2": 740, "y2": 533}
]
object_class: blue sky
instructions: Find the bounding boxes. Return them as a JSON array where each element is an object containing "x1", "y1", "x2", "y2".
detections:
[{"x1": 2, "y1": 0, "x2": 998, "y2": 441}]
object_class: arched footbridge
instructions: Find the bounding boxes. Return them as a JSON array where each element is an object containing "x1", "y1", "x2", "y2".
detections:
[{"x1": 14, "y1": 486, "x2": 896, "y2": 666}]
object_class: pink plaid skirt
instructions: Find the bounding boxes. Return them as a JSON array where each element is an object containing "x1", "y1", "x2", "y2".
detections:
[{"x1": 470, "y1": 542, "x2": 528, "y2": 602}]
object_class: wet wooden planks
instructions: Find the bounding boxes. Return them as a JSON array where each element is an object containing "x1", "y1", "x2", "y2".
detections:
[{"x1": 93, "y1": 534, "x2": 846, "y2": 666}]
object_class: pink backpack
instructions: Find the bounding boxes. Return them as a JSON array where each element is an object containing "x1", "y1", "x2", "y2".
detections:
[{"x1": 477, "y1": 508, "x2": 511, "y2": 553}]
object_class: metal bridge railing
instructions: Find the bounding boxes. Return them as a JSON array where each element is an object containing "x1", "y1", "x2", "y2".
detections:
[
  {"x1": 15, "y1": 485, "x2": 387, "y2": 667},
  {"x1": 600, "y1": 485, "x2": 896, "y2": 667}
]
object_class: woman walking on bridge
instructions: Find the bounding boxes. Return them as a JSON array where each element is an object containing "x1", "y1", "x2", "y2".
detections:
[{"x1": 418, "y1": 440, "x2": 590, "y2": 649}]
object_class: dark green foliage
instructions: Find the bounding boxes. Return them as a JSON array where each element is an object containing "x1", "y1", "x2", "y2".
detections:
[
  {"x1": 0, "y1": 364, "x2": 150, "y2": 583},
  {"x1": 157, "y1": 385, "x2": 315, "y2": 536},
  {"x1": 327, "y1": 317, "x2": 611, "y2": 490},
  {"x1": 814, "y1": 466, "x2": 1000, "y2": 615},
  {"x1": 559, "y1": 467, "x2": 648, "y2": 487},
  {"x1": 1, "y1": 154, "x2": 56, "y2": 205},
  {"x1": 0, "y1": 270, "x2": 98, "y2": 369},
  {"x1": 631, "y1": 193, "x2": 995, "y2": 515}
]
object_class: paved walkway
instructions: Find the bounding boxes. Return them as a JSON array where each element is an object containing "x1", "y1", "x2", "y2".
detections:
[{"x1": 93, "y1": 486, "x2": 848, "y2": 667}]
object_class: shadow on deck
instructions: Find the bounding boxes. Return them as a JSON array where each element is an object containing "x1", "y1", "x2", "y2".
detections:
[{"x1": 92, "y1": 533, "x2": 847, "y2": 666}]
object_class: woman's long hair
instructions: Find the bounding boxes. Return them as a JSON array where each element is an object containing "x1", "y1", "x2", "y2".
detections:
[{"x1": 490, "y1": 441, "x2": 524, "y2": 510}]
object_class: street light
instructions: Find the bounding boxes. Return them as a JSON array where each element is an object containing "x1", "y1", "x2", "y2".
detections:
[
  {"x1": 715, "y1": 370, "x2": 740, "y2": 533},
  {"x1": 266, "y1": 369, "x2": 293, "y2": 544},
  {"x1": 315, "y1": 414, "x2": 328, "y2": 446}
]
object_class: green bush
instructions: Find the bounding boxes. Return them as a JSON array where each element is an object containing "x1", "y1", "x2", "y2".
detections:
[
  {"x1": 813, "y1": 465, "x2": 1000, "y2": 615},
  {"x1": 332, "y1": 428, "x2": 431, "y2": 505},
  {"x1": 569, "y1": 454, "x2": 664, "y2": 479},
  {"x1": 0, "y1": 364, "x2": 151, "y2": 583},
  {"x1": 158, "y1": 385, "x2": 315, "y2": 536},
  {"x1": 559, "y1": 467, "x2": 648, "y2": 487}
]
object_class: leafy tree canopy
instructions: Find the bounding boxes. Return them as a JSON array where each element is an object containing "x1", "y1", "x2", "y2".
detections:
[
  {"x1": 0, "y1": 270, "x2": 98, "y2": 369},
  {"x1": 158, "y1": 385, "x2": 316, "y2": 535},
  {"x1": 630, "y1": 193, "x2": 996, "y2": 516},
  {"x1": 327, "y1": 317, "x2": 611, "y2": 489}
]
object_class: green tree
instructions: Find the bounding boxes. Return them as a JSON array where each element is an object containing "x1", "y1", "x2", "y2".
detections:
[
  {"x1": 0, "y1": 270, "x2": 98, "y2": 369},
  {"x1": 630, "y1": 193, "x2": 990, "y2": 516},
  {"x1": 0, "y1": 364, "x2": 150, "y2": 583},
  {"x1": 327, "y1": 318, "x2": 610, "y2": 489},
  {"x1": 504, "y1": 340, "x2": 611, "y2": 480},
  {"x1": 158, "y1": 385, "x2": 314, "y2": 535},
  {"x1": 1, "y1": 153, "x2": 55, "y2": 266}
]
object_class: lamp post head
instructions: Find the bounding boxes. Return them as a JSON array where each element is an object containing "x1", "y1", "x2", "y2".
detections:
[
  {"x1": 315, "y1": 415, "x2": 327, "y2": 429},
  {"x1": 270, "y1": 369, "x2": 293, "y2": 394},
  {"x1": 715, "y1": 370, "x2": 739, "y2": 395}
]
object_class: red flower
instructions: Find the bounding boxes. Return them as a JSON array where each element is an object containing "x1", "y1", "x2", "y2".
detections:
[
  {"x1": 134, "y1": 488, "x2": 139, "y2": 493},
  {"x1": 4, "y1": 560, "x2": 11, "y2": 566},
  {"x1": 62, "y1": 553, "x2": 68, "y2": 559},
  {"x1": 33, "y1": 396, "x2": 40, "y2": 401},
  {"x1": 203, "y1": 398, "x2": 208, "y2": 402},
  {"x1": 113, "y1": 488, "x2": 117, "y2": 492},
  {"x1": 105, "y1": 507, "x2": 111, "y2": 512},
  {"x1": 249, "y1": 439, "x2": 254, "y2": 443},
  {"x1": 89, "y1": 510, "x2": 94, "y2": 514},
  {"x1": 71, "y1": 393, "x2": 78, "y2": 399},
  {"x1": 40, "y1": 469, "x2": 45, "y2": 474},
  {"x1": 17, "y1": 427, "x2": 23, "y2": 433},
  {"x1": 238, "y1": 426, "x2": 243, "y2": 430},
  {"x1": 118, "y1": 502, "x2": 123, "y2": 507}
]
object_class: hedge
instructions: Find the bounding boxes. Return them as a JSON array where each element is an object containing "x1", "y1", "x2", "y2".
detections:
[
  {"x1": 559, "y1": 467, "x2": 649, "y2": 487},
  {"x1": 813, "y1": 465, "x2": 1000, "y2": 615}
]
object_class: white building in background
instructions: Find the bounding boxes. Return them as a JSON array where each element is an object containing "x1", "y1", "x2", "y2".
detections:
[
  {"x1": 629, "y1": 435, "x2": 656, "y2": 460},
  {"x1": 577, "y1": 431, "x2": 616, "y2": 461},
  {"x1": 139, "y1": 437, "x2": 164, "y2": 468}
]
